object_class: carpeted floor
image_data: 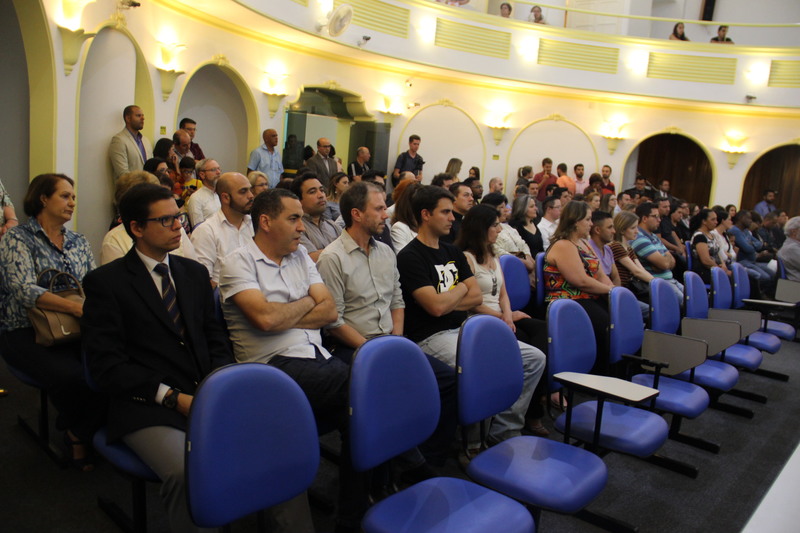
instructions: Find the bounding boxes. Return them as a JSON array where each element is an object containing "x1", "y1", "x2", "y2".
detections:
[{"x1": 2, "y1": 336, "x2": 799, "y2": 532}]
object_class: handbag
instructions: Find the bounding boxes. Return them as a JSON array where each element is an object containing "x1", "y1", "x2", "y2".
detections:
[
  {"x1": 628, "y1": 277, "x2": 651, "y2": 301},
  {"x1": 27, "y1": 269, "x2": 85, "y2": 347}
]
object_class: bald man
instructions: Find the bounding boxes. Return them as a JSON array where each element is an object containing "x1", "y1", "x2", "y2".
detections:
[
  {"x1": 303, "y1": 137, "x2": 338, "y2": 188},
  {"x1": 247, "y1": 128, "x2": 284, "y2": 188},
  {"x1": 173, "y1": 129, "x2": 193, "y2": 160},
  {"x1": 348, "y1": 146, "x2": 370, "y2": 181},
  {"x1": 488, "y1": 177, "x2": 504, "y2": 194},
  {"x1": 190, "y1": 172, "x2": 255, "y2": 287}
]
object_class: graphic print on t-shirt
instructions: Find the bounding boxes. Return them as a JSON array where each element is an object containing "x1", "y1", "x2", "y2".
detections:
[{"x1": 435, "y1": 262, "x2": 460, "y2": 293}]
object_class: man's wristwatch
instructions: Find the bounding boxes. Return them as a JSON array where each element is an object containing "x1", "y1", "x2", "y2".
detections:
[{"x1": 163, "y1": 388, "x2": 180, "y2": 410}]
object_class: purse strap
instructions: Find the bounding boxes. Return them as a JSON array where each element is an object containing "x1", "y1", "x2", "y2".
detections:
[{"x1": 36, "y1": 269, "x2": 85, "y2": 299}]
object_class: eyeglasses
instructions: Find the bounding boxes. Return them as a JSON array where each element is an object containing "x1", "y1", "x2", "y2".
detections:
[{"x1": 142, "y1": 213, "x2": 188, "y2": 227}]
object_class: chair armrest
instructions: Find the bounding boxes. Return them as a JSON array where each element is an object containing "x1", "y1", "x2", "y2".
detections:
[
  {"x1": 554, "y1": 371, "x2": 659, "y2": 403},
  {"x1": 742, "y1": 298, "x2": 798, "y2": 309},
  {"x1": 620, "y1": 353, "x2": 669, "y2": 369},
  {"x1": 708, "y1": 308, "x2": 762, "y2": 337}
]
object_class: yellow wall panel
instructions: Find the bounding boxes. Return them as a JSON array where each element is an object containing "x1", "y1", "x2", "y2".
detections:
[
  {"x1": 537, "y1": 39, "x2": 619, "y2": 74},
  {"x1": 334, "y1": 0, "x2": 409, "y2": 39},
  {"x1": 769, "y1": 60, "x2": 800, "y2": 88},
  {"x1": 648, "y1": 52, "x2": 737, "y2": 85},
  {"x1": 435, "y1": 18, "x2": 511, "y2": 60}
]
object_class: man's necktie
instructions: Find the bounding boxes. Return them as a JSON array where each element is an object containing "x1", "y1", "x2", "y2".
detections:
[{"x1": 154, "y1": 263, "x2": 186, "y2": 337}]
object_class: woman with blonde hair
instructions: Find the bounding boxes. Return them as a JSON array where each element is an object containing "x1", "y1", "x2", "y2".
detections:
[
  {"x1": 247, "y1": 170, "x2": 269, "y2": 196},
  {"x1": 599, "y1": 193, "x2": 617, "y2": 215},
  {"x1": 445, "y1": 158, "x2": 463, "y2": 180},
  {"x1": 584, "y1": 191, "x2": 602, "y2": 212}
]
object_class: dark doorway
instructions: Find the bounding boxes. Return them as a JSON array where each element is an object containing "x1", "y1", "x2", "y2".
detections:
[
  {"x1": 635, "y1": 133, "x2": 713, "y2": 205},
  {"x1": 742, "y1": 144, "x2": 800, "y2": 216}
]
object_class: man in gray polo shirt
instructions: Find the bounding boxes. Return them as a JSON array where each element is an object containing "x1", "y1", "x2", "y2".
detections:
[
  {"x1": 291, "y1": 172, "x2": 341, "y2": 262},
  {"x1": 219, "y1": 188, "x2": 365, "y2": 532}
]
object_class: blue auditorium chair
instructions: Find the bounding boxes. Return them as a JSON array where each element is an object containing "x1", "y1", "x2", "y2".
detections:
[
  {"x1": 499, "y1": 254, "x2": 531, "y2": 311},
  {"x1": 349, "y1": 335, "x2": 534, "y2": 533},
  {"x1": 734, "y1": 262, "x2": 798, "y2": 342},
  {"x1": 456, "y1": 314, "x2": 617, "y2": 530},
  {"x1": 609, "y1": 287, "x2": 718, "y2": 454},
  {"x1": 186, "y1": 363, "x2": 320, "y2": 528}
]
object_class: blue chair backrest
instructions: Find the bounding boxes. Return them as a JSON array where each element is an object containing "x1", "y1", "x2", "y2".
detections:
[
  {"x1": 609, "y1": 287, "x2": 644, "y2": 365},
  {"x1": 777, "y1": 257, "x2": 787, "y2": 280},
  {"x1": 650, "y1": 278, "x2": 681, "y2": 334},
  {"x1": 547, "y1": 299, "x2": 596, "y2": 389},
  {"x1": 186, "y1": 363, "x2": 320, "y2": 528},
  {"x1": 456, "y1": 315, "x2": 524, "y2": 426},
  {"x1": 683, "y1": 271, "x2": 709, "y2": 319},
  {"x1": 731, "y1": 263, "x2": 749, "y2": 309},
  {"x1": 349, "y1": 336, "x2": 440, "y2": 472},
  {"x1": 685, "y1": 241, "x2": 693, "y2": 271},
  {"x1": 535, "y1": 252, "x2": 545, "y2": 308},
  {"x1": 499, "y1": 254, "x2": 530, "y2": 312},
  {"x1": 710, "y1": 267, "x2": 733, "y2": 310}
]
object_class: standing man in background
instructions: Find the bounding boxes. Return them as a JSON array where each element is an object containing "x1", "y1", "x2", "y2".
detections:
[
  {"x1": 248, "y1": 129, "x2": 284, "y2": 188},
  {"x1": 109, "y1": 105, "x2": 152, "y2": 180}
]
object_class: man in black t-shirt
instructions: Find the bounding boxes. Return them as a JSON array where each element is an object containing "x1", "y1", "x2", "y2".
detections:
[{"x1": 397, "y1": 186, "x2": 544, "y2": 443}]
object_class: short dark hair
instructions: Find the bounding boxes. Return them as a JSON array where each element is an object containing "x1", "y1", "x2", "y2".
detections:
[
  {"x1": 556, "y1": 163, "x2": 567, "y2": 173},
  {"x1": 763, "y1": 188, "x2": 777, "y2": 197},
  {"x1": 463, "y1": 177, "x2": 480, "y2": 188},
  {"x1": 658, "y1": 178, "x2": 670, "y2": 185},
  {"x1": 480, "y1": 192, "x2": 507, "y2": 208},
  {"x1": 179, "y1": 117, "x2": 196, "y2": 129},
  {"x1": 23, "y1": 174, "x2": 75, "y2": 217},
  {"x1": 635, "y1": 202, "x2": 657, "y2": 220},
  {"x1": 122, "y1": 105, "x2": 138, "y2": 120},
  {"x1": 119, "y1": 183, "x2": 175, "y2": 241},
  {"x1": 409, "y1": 134, "x2": 420, "y2": 143},
  {"x1": 514, "y1": 185, "x2": 528, "y2": 196},
  {"x1": 290, "y1": 173, "x2": 321, "y2": 196},
  {"x1": 542, "y1": 195, "x2": 559, "y2": 212},
  {"x1": 617, "y1": 191, "x2": 630, "y2": 202},
  {"x1": 657, "y1": 197, "x2": 670, "y2": 206},
  {"x1": 412, "y1": 185, "x2": 454, "y2": 227},
  {"x1": 361, "y1": 169, "x2": 385, "y2": 184},
  {"x1": 251, "y1": 188, "x2": 298, "y2": 233},
  {"x1": 545, "y1": 183, "x2": 558, "y2": 195},
  {"x1": 574, "y1": 163, "x2": 584, "y2": 171},
  {"x1": 448, "y1": 182, "x2": 470, "y2": 197},
  {"x1": 143, "y1": 157, "x2": 166, "y2": 174},
  {"x1": 733, "y1": 210, "x2": 749, "y2": 225},
  {"x1": 602, "y1": 164, "x2": 612, "y2": 172},
  {"x1": 554, "y1": 187, "x2": 568, "y2": 198},
  {"x1": 340, "y1": 181, "x2": 383, "y2": 228},
  {"x1": 588, "y1": 174, "x2": 602, "y2": 186},
  {"x1": 542, "y1": 157, "x2": 552, "y2": 166},
  {"x1": 718, "y1": 25, "x2": 728, "y2": 31},
  {"x1": 635, "y1": 175, "x2": 647, "y2": 183},
  {"x1": 591, "y1": 209, "x2": 612, "y2": 227},
  {"x1": 179, "y1": 156, "x2": 195, "y2": 171},
  {"x1": 431, "y1": 173, "x2": 453, "y2": 187},
  {"x1": 669, "y1": 199, "x2": 683, "y2": 215}
]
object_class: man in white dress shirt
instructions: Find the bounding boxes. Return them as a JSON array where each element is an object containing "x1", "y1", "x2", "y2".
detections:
[
  {"x1": 185, "y1": 158, "x2": 221, "y2": 227},
  {"x1": 537, "y1": 195, "x2": 561, "y2": 248}
]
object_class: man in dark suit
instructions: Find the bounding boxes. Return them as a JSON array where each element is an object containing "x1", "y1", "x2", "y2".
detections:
[
  {"x1": 302, "y1": 137, "x2": 337, "y2": 188},
  {"x1": 83, "y1": 183, "x2": 232, "y2": 532}
]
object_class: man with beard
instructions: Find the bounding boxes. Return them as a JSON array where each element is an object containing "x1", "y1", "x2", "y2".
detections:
[
  {"x1": 191, "y1": 172, "x2": 254, "y2": 287},
  {"x1": 292, "y1": 173, "x2": 342, "y2": 262}
]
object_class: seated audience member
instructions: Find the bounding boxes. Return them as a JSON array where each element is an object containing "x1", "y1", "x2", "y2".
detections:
[
  {"x1": 317, "y1": 182, "x2": 456, "y2": 466},
  {"x1": 514, "y1": 184, "x2": 529, "y2": 200},
  {"x1": 610, "y1": 211, "x2": 655, "y2": 302},
  {"x1": 0, "y1": 178, "x2": 19, "y2": 237},
  {"x1": 180, "y1": 117, "x2": 205, "y2": 160},
  {"x1": 625, "y1": 175, "x2": 655, "y2": 202},
  {"x1": 588, "y1": 210, "x2": 621, "y2": 288},
  {"x1": 172, "y1": 129, "x2": 193, "y2": 161},
  {"x1": 463, "y1": 176, "x2": 484, "y2": 203},
  {"x1": 481, "y1": 192, "x2": 534, "y2": 272},
  {"x1": 670, "y1": 22, "x2": 690, "y2": 41},
  {"x1": 657, "y1": 197, "x2": 687, "y2": 276},
  {"x1": 1, "y1": 174, "x2": 104, "y2": 471},
  {"x1": 509, "y1": 193, "x2": 544, "y2": 257},
  {"x1": 711, "y1": 206, "x2": 736, "y2": 268},
  {"x1": 537, "y1": 195, "x2": 562, "y2": 247},
  {"x1": 83, "y1": 183, "x2": 240, "y2": 532},
  {"x1": 615, "y1": 191, "x2": 632, "y2": 214},
  {"x1": 185, "y1": 158, "x2": 222, "y2": 228},
  {"x1": 390, "y1": 181, "x2": 422, "y2": 252},
  {"x1": 585, "y1": 191, "x2": 601, "y2": 212},
  {"x1": 325, "y1": 172, "x2": 350, "y2": 221},
  {"x1": 347, "y1": 146, "x2": 370, "y2": 181},
  {"x1": 778, "y1": 216, "x2": 800, "y2": 281},
  {"x1": 753, "y1": 189, "x2": 778, "y2": 217},
  {"x1": 674, "y1": 199, "x2": 692, "y2": 243},
  {"x1": 689, "y1": 208, "x2": 731, "y2": 284},
  {"x1": 729, "y1": 210, "x2": 774, "y2": 295},
  {"x1": 757, "y1": 211, "x2": 781, "y2": 256},
  {"x1": 726, "y1": 204, "x2": 738, "y2": 221},
  {"x1": 191, "y1": 173, "x2": 254, "y2": 286},
  {"x1": 456, "y1": 204, "x2": 549, "y2": 435},
  {"x1": 557, "y1": 186, "x2": 573, "y2": 206},
  {"x1": 543, "y1": 201, "x2": 614, "y2": 369},
  {"x1": 102, "y1": 171, "x2": 196, "y2": 265},
  {"x1": 499, "y1": 2, "x2": 512, "y2": 18},
  {"x1": 631, "y1": 202, "x2": 684, "y2": 300},
  {"x1": 654, "y1": 178, "x2": 673, "y2": 201},
  {"x1": 247, "y1": 170, "x2": 269, "y2": 196},
  {"x1": 397, "y1": 185, "x2": 544, "y2": 442},
  {"x1": 152, "y1": 137, "x2": 180, "y2": 182},
  {"x1": 773, "y1": 210, "x2": 788, "y2": 249},
  {"x1": 291, "y1": 173, "x2": 341, "y2": 262},
  {"x1": 442, "y1": 181, "x2": 474, "y2": 243},
  {"x1": 143, "y1": 157, "x2": 171, "y2": 187},
  {"x1": 599, "y1": 193, "x2": 617, "y2": 215},
  {"x1": 749, "y1": 212, "x2": 776, "y2": 270},
  {"x1": 710, "y1": 25, "x2": 734, "y2": 44},
  {"x1": 468, "y1": 166, "x2": 480, "y2": 180},
  {"x1": 361, "y1": 169, "x2": 387, "y2": 189},
  {"x1": 177, "y1": 156, "x2": 195, "y2": 194},
  {"x1": 430, "y1": 172, "x2": 455, "y2": 189}
]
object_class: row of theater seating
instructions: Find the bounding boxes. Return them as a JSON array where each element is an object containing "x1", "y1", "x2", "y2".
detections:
[{"x1": 5, "y1": 257, "x2": 799, "y2": 532}]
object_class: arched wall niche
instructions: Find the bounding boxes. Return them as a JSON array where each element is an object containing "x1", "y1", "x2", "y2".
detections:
[
  {"x1": 75, "y1": 26, "x2": 141, "y2": 259},
  {"x1": 397, "y1": 100, "x2": 485, "y2": 185},
  {"x1": 11, "y1": 0, "x2": 54, "y2": 179},
  {"x1": 176, "y1": 62, "x2": 254, "y2": 174},
  {"x1": 622, "y1": 128, "x2": 715, "y2": 206},
  {"x1": 175, "y1": 58, "x2": 260, "y2": 173},
  {"x1": 741, "y1": 141, "x2": 800, "y2": 216},
  {"x1": 505, "y1": 115, "x2": 598, "y2": 194}
]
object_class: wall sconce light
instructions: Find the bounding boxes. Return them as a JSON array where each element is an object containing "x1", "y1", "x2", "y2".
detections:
[
  {"x1": 261, "y1": 69, "x2": 289, "y2": 118},
  {"x1": 58, "y1": 0, "x2": 96, "y2": 31},
  {"x1": 721, "y1": 131, "x2": 747, "y2": 169},
  {"x1": 158, "y1": 41, "x2": 187, "y2": 70},
  {"x1": 57, "y1": 26, "x2": 96, "y2": 75},
  {"x1": 157, "y1": 68, "x2": 184, "y2": 102},
  {"x1": 600, "y1": 117, "x2": 627, "y2": 155},
  {"x1": 380, "y1": 96, "x2": 403, "y2": 116},
  {"x1": 487, "y1": 125, "x2": 509, "y2": 146},
  {"x1": 407, "y1": 102, "x2": 421, "y2": 109},
  {"x1": 263, "y1": 93, "x2": 288, "y2": 118},
  {"x1": 486, "y1": 109, "x2": 511, "y2": 146}
]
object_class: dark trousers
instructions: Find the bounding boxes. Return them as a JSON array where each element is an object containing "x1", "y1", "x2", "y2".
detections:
[
  {"x1": 515, "y1": 317, "x2": 549, "y2": 420},
  {"x1": 268, "y1": 351, "x2": 367, "y2": 530},
  {"x1": 1, "y1": 327, "x2": 105, "y2": 443}
]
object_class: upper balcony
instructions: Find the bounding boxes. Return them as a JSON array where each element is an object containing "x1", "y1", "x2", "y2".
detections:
[{"x1": 174, "y1": 0, "x2": 800, "y2": 109}]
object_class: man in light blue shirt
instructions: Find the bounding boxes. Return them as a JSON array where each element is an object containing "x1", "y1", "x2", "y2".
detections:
[
  {"x1": 247, "y1": 128, "x2": 283, "y2": 188},
  {"x1": 753, "y1": 188, "x2": 777, "y2": 218}
]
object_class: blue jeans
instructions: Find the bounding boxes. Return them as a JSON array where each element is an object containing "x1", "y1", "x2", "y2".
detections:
[{"x1": 418, "y1": 328, "x2": 546, "y2": 442}]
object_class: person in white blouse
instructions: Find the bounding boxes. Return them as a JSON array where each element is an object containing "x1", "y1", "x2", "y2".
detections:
[{"x1": 390, "y1": 180, "x2": 422, "y2": 253}]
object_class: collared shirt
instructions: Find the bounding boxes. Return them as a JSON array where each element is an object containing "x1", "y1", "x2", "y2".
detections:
[
  {"x1": 753, "y1": 200, "x2": 775, "y2": 218},
  {"x1": 189, "y1": 142, "x2": 205, "y2": 161},
  {"x1": 587, "y1": 239, "x2": 614, "y2": 276},
  {"x1": 0, "y1": 218, "x2": 95, "y2": 332},
  {"x1": 101, "y1": 223, "x2": 196, "y2": 265},
  {"x1": 248, "y1": 144, "x2": 284, "y2": 188},
  {"x1": 317, "y1": 230, "x2": 404, "y2": 337},
  {"x1": 220, "y1": 240, "x2": 330, "y2": 363},
  {"x1": 493, "y1": 223, "x2": 531, "y2": 258},
  {"x1": 631, "y1": 227, "x2": 673, "y2": 279},
  {"x1": 538, "y1": 218, "x2": 558, "y2": 248},
  {"x1": 185, "y1": 185, "x2": 220, "y2": 228},
  {"x1": 134, "y1": 248, "x2": 175, "y2": 296},
  {"x1": 127, "y1": 128, "x2": 147, "y2": 164},
  {"x1": 574, "y1": 178, "x2": 589, "y2": 195},
  {"x1": 778, "y1": 238, "x2": 800, "y2": 281},
  {"x1": 190, "y1": 210, "x2": 254, "y2": 283},
  {"x1": 299, "y1": 213, "x2": 341, "y2": 254}
]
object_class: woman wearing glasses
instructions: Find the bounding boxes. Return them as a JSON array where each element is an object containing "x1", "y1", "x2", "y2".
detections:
[
  {"x1": 456, "y1": 204, "x2": 550, "y2": 435},
  {"x1": 0, "y1": 173, "x2": 104, "y2": 471}
]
